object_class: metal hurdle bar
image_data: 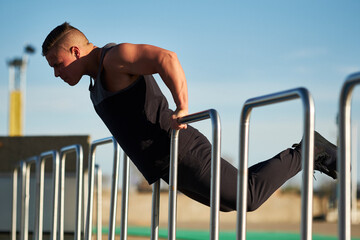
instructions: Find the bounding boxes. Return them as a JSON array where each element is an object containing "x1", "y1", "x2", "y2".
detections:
[
  {"x1": 166, "y1": 109, "x2": 221, "y2": 240},
  {"x1": 58, "y1": 145, "x2": 83, "y2": 240},
  {"x1": 95, "y1": 164, "x2": 103, "y2": 240},
  {"x1": 11, "y1": 163, "x2": 20, "y2": 240},
  {"x1": 35, "y1": 150, "x2": 60, "y2": 240},
  {"x1": 85, "y1": 137, "x2": 130, "y2": 240},
  {"x1": 22, "y1": 157, "x2": 38, "y2": 240},
  {"x1": 237, "y1": 87, "x2": 315, "y2": 240},
  {"x1": 151, "y1": 180, "x2": 160, "y2": 240},
  {"x1": 338, "y1": 72, "x2": 360, "y2": 240},
  {"x1": 15, "y1": 156, "x2": 38, "y2": 240},
  {"x1": 11, "y1": 160, "x2": 27, "y2": 240}
]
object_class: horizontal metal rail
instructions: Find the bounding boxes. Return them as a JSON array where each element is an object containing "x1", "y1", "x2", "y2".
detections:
[
  {"x1": 169, "y1": 109, "x2": 221, "y2": 240},
  {"x1": 338, "y1": 72, "x2": 360, "y2": 240},
  {"x1": 237, "y1": 87, "x2": 315, "y2": 240}
]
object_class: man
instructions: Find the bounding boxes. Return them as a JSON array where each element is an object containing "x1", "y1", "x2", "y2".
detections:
[{"x1": 43, "y1": 22, "x2": 337, "y2": 212}]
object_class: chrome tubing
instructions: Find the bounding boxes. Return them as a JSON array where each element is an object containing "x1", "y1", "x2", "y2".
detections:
[
  {"x1": 11, "y1": 161, "x2": 27, "y2": 240},
  {"x1": 169, "y1": 109, "x2": 221, "y2": 240},
  {"x1": 22, "y1": 156, "x2": 38, "y2": 240},
  {"x1": 120, "y1": 154, "x2": 130, "y2": 240},
  {"x1": 338, "y1": 72, "x2": 360, "y2": 240},
  {"x1": 58, "y1": 145, "x2": 83, "y2": 240},
  {"x1": 35, "y1": 151, "x2": 60, "y2": 240},
  {"x1": 151, "y1": 180, "x2": 160, "y2": 240},
  {"x1": 237, "y1": 87, "x2": 315, "y2": 240},
  {"x1": 95, "y1": 164, "x2": 102, "y2": 240},
  {"x1": 11, "y1": 163, "x2": 21, "y2": 240},
  {"x1": 85, "y1": 137, "x2": 121, "y2": 240}
]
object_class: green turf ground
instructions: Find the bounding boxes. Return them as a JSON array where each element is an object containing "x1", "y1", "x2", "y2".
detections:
[{"x1": 94, "y1": 226, "x2": 360, "y2": 240}]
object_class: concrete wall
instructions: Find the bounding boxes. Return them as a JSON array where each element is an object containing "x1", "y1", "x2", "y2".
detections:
[{"x1": 0, "y1": 136, "x2": 90, "y2": 173}]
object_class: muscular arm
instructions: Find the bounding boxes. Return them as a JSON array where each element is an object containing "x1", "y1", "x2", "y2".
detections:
[{"x1": 106, "y1": 43, "x2": 188, "y2": 129}]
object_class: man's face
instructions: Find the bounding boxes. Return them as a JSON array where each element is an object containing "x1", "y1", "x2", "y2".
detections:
[{"x1": 45, "y1": 46, "x2": 81, "y2": 86}]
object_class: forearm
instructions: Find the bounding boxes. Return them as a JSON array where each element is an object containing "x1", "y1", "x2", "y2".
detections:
[{"x1": 157, "y1": 51, "x2": 188, "y2": 111}]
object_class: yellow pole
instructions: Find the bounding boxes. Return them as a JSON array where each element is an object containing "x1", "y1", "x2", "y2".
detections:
[{"x1": 9, "y1": 90, "x2": 23, "y2": 136}]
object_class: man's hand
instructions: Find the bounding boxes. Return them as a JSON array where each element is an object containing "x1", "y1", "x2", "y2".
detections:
[{"x1": 170, "y1": 108, "x2": 188, "y2": 130}]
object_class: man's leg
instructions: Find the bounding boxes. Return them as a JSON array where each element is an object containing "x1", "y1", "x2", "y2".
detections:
[{"x1": 163, "y1": 134, "x2": 302, "y2": 212}]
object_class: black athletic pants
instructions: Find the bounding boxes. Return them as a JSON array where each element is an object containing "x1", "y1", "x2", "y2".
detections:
[{"x1": 161, "y1": 133, "x2": 302, "y2": 212}]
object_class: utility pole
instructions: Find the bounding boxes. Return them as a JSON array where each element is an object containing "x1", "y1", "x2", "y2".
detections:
[{"x1": 7, "y1": 45, "x2": 35, "y2": 136}]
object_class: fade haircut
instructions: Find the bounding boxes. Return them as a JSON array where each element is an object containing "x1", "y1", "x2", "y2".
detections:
[{"x1": 42, "y1": 22, "x2": 88, "y2": 56}]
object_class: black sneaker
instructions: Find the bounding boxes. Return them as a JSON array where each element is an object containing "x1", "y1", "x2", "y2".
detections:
[{"x1": 292, "y1": 131, "x2": 337, "y2": 179}]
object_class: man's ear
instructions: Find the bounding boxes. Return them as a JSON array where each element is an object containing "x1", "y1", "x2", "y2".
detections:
[{"x1": 70, "y1": 46, "x2": 80, "y2": 59}]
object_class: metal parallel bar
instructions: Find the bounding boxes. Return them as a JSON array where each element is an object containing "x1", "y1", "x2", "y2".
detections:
[
  {"x1": 170, "y1": 109, "x2": 221, "y2": 240},
  {"x1": 34, "y1": 151, "x2": 60, "y2": 240},
  {"x1": 150, "y1": 180, "x2": 160, "y2": 240},
  {"x1": 338, "y1": 72, "x2": 360, "y2": 240},
  {"x1": 168, "y1": 129, "x2": 179, "y2": 240},
  {"x1": 83, "y1": 170, "x2": 88, "y2": 235},
  {"x1": 20, "y1": 160, "x2": 27, "y2": 240},
  {"x1": 95, "y1": 165, "x2": 102, "y2": 240},
  {"x1": 58, "y1": 145, "x2": 83, "y2": 240},
  {"x1": 120, "y1": 154, "x2": 130, "y2": 240},
  {"x1": 22, "y1": 156, "x2": 38, "y2": 240},
  {"x1": 85, "y1": 137, "x2": 120, "y2": 240},
  {"x1": 236, "y1": 87, "x2": 315, "y2": 240},
  {"x1": 11, "y1": 164, "x2": 20, "y2": 240}
]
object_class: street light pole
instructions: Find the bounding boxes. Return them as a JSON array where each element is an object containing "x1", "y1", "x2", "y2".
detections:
[{"x1": 7, "y1": 45, "x2": 35, "y2": 136}]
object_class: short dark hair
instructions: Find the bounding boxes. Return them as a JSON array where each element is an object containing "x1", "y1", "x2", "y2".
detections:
[{"x1": 42, "y1": 22, "x2": 80, "y2": 56}]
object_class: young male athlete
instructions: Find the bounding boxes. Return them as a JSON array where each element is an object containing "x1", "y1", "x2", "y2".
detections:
[{"x1": 42, "y1": 22, "x2": 337, "y2": 212}]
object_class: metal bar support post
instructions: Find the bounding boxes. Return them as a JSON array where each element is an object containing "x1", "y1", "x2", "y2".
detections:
[
  {"x1": 11, "y1": 164, "x2": 19, "y2": 240},
  {"x1": 21, "y1": 156, "x2": 38, "y2": 240},
  {"x1": 11, "y1": 161, "x2": 27, "y2": 240},
  {"x1": 120, "y1": 154, "x2": 130, "y2": 240},
  {"x1": 58, "y1": 145, "x2": 83, "y2": 240},
  {"x1": 85, "y1": 137, "x2": 130, "y2": 240},
  {"x1": 35, "y1": 151, "x2": 60, "y2": 240},
  {"x1": 237, "y1": 87, "x2": 315, "y2": 240},
  {"x1": 151, "y1": 180, "x2": 160, "y2": 240},
  {"x1": 338, "y1": 72, "x2": 360, "y2": 240},
  {"x1": 169, "y1": 109, "x2": 221, "y2": 240},
  {"x1": 95, "y1": 164, "x2": 102, "y2": 240}
]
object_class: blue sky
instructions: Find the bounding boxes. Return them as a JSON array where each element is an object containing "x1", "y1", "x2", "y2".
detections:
[{"x1": 1, "y1": 1, "x2": 360, "y2": 187}]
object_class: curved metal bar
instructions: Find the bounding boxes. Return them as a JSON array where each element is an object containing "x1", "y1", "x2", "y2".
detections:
[
  {"x1": 338, "y1": 72, "x2": 360, "y2": 240},
  {"x1": 11, "y1": 162, "x2": 23, "y2": 240},
  {"x1": 85, "y1": 137, "x2": 121, "y2": 240},
  {"x1": 237, "y1": 87, "x2": 315, "y2": 240},
  {"x1": 169, "y1": 129, "x2": 179, "y2": 240},
  {"x1": 11, "y1": 161, "x2": 27, "y2": 240},
  {"x1": 170, "y1": 109, "x2": 221, "y2": 240},
  {"x1": 35, "y1": 150, "x2": 60, "y2": 240},
  {"x1": 22, "y1": 156, "x2": 38, "y2": 240},
  {"x1": 58, "y1": 144, "x2": 83, "y2": 240}
]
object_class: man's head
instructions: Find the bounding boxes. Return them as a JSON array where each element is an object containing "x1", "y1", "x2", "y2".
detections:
[
  {"x1": 42, "y1": 22, "x2": 89, "y2": 57},
  {"x1": 43, "y1": 22, "x2": 93, "y2": 85}
]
